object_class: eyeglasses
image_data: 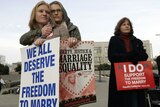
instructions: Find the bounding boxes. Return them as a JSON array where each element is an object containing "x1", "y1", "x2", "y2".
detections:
[{"x1": 51, "y1": 9, "x2": 62, "y2": 13}]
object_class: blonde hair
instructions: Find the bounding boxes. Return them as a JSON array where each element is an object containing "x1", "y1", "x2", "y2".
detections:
[{"x1": 29, "y1": 1, "x2": 50, "y2": 30}]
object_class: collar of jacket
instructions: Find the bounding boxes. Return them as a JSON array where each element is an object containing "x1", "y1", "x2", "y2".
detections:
[{"x1": 117, "y1": 34, "x2": 136, "y2": 40}]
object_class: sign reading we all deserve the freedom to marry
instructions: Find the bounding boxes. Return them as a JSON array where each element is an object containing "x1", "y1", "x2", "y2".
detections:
[{"x1": 19, "y1": 37, "x2": 60, "y2": 107}]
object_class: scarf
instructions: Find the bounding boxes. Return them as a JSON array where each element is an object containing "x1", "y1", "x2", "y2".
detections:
[{"x1": 121, "y1": 34, "x2": 131, "y2": 52}]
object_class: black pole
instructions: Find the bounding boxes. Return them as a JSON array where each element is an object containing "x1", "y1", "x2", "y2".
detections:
[{"x1": 99, "y1": 69, "x2": 101, "y2": 82}]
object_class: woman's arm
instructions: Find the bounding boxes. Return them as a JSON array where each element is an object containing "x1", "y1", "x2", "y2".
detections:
[
  {"x1": 108, "y1": 36, "x2": 127, "y2": 63},
  {"x1": 20, "y1": 29, "x2": 41, "y2": 46}
]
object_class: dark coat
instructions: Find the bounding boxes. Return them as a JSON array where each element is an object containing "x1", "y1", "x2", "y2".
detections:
[
  {"x1": 156, "y1": 55, "x2": 160, "y2": 75},
  {"x1": 0, "y1": 82, "x2": 1, "y2": 92},
  {"x1": 108, "y1": 35, "x2": 148, "y2": 107}
]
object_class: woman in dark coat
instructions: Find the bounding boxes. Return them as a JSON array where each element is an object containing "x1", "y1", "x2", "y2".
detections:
[{"x1": 108, "y1": 17, "x2": 148, "y2": 107}]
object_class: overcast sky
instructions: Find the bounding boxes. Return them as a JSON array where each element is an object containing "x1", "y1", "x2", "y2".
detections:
[{"x1": 0, "y1": 0, "x2": 160, "y2": 64}]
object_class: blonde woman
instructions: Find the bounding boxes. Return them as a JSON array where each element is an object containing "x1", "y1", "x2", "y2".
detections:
[{"x1": 20, "y1": 1, "x2": 53, "y2": 46}]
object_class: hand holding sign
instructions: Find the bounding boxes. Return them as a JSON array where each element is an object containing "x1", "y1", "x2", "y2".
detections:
[{"x1": 126, "y1": 51, "x2": 139, "y2": 65}]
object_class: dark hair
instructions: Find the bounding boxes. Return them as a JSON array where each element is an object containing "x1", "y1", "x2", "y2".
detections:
[
  {"x1": 49, "y1": 1, "x2": 70, "y2": 25},
  {"x1": 114, "y1": 17, "x2": 134, "y2": 36}
]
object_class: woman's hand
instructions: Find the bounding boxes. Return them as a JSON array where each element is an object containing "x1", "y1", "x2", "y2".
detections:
[
  {"x1": 67, "y1": 37, "x2": 79, "y2": 48},
  {"x1": 41, "y1": 23, "x2": 52, "y2": 38},
  {"x1": 34, "y1": 38, "x2": 46, "y2": 46}
]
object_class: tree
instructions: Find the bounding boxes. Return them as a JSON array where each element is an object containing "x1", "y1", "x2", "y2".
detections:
[
  {"x1": 0, "y1": 64, "x2": 3, "y2": 74},
  {"x1": 0, "y1": 64, "x2": 9, "y2": 75},
  {"x1": 98, "y1": 63, "x2": 110, "y2": 70},
  {"x1": 15, "y1": 63, "x2": 21, "y2": 74},
  {"x1": 4, "y1": 65, "x2": 9, "y2": 75}
]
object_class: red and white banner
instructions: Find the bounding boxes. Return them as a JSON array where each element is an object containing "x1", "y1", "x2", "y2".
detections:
[
  {"x1": 114, "y1": 61, "x2": 155, "y2": 91},
  {"x1": 59, "y1": 41, "x2": 96, "y2": 107}
]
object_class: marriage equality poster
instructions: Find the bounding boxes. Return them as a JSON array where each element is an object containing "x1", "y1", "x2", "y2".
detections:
[
  {"x1": 59, "y1": 41, "x2": 96, "y2": 107},
  {"x1": 19, "y1": 37, "x2": 60, "y2": 107}
]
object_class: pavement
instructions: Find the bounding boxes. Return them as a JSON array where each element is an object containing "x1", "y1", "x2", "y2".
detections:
[
  {"x1": 82, "y1": 77, "x2": 109, "y2": 107},
  {"x1": 0, "y1": 73, "x2": 109, "y2": 107},
  {"x1": 1, "y1": 70, "x2": 158, "y2": 107}
]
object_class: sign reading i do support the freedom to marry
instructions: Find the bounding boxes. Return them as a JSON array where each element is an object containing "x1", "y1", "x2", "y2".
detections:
[
  {"x1": 19, "y1": 37, "x2": 60, "y2": 107},
  {"x1": 114, "y1": 61, "x2": 155, "y2": 91}
]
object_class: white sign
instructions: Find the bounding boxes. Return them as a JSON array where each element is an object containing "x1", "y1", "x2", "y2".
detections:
[{"x1": 19, "y1": 37, "x2": 60, "y2": 107}]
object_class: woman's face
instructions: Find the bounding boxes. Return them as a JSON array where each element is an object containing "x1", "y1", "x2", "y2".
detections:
[
  {"x1": 35, "y1": 4, "x2": 50, "y2": 27},
  {"x1": 50, "y1": 4, "x2": 63, "y2": 24},
  {"x1": 68, "y1": 74, "x2": 76, "y2": 85},
  {"x1": 120, "y1": 20, "x2": 131, "y2": 34}
]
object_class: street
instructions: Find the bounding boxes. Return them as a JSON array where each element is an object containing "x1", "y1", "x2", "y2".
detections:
[{"x1": 0, "y1": 76, "x2": 109, "y2": 107}]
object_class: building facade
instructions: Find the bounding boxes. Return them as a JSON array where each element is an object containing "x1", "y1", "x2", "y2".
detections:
[
  {"x1": 0, "y1": 55, "x2": 5, "y2": 65},
  {"x1": 94, "y1": 40, "x2": 152, "y2": 70},
  {"x1": 143, "y1": 40, "x2": 153, "y2": 60}
]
